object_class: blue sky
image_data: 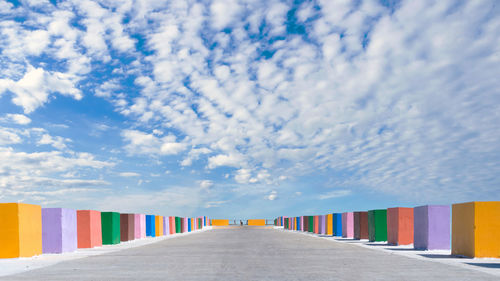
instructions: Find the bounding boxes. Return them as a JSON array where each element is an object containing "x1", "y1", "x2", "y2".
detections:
[{"x1": 0, "y1": 0, "x2": 499, "y2": 219}]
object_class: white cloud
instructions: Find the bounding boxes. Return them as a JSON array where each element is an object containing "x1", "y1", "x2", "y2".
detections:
[
  {"x1": 207, "y1": 154, "x2": 243, "y2": 169},
  {"x1": 122, "y1": 129, "x2": 187, "y2": 156},
  {"x1": 119, "y1": 172, "x2": 140, "y2": 177},
  {"x1": 210, "y1": 0, "x2": 241, "y2": 30},
  {"x1": 199, "y1": 180, "x2": 214, "y2": 189},
  {"x1": 0, "y1": 66, "x2": 82, "y2": 113},
  {"x1": 38, "y1": 133, "x2": 70, "y2": 150},
  {"x1": 318, "y1": 190, "x2": 352, "y2": 200},
  {"x1": 1, "y1": 114, "x2": 32, "y2": 125},
  {"x1": 266, "y1": 190, "x2": 278, "y2": 201},
  {"x1": 0, "y1": 128, "x2": 21, "y2": 145},
  {"x1": 1, "y1": 0, "x2": 498, "y2": 204}
]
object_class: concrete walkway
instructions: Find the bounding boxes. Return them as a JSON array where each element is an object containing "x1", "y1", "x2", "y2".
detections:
[{"x1": 2, "y1": 227, "x2": 498, "y2": 281}]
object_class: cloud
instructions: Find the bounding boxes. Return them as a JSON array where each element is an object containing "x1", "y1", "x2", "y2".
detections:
[
  {"x1": 205, "y1": 200, "x2": 228, "y2": 208},
  {"x1": 0, "y1": 146, "x2": 114, "y2": 203},
  {"x1": 38, "y1": 133, "x2": 70, "y2": 150},
  {"x1": 119, "y1": 172, "x2": 141, "y2": 177},
  {"x1": 1, "y1": 0, "x2": 499, "y2": 204},
  {"x1": 0, "y1": 66, "x2": 82, "y2": 113},
  {"x1": 207, "y1": 154, "x2": 243, "y2": 169},
  {"x1": 0, "y1": 128, "x2": 22, "y2": 145},
  {"x1": 199, "y1": 180, "x2": 214, "y2": 189},
  {"x1": 1, "y1": 114, "x2": 31, "y2": 125},
  {"x1": 121, "y1": 129, "x2": 186, "y2": 156},
  {"x1": 266, "y1": 190, "x2": 278, "y2": 201},
  {"x1": 318, "y1": 190, "x2": 352, "y2": 200}
]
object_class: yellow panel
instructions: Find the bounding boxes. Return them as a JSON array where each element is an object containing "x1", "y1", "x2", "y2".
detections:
[
  {"x1": 155, "y1": 216, "x2": 164, "y2": 236},
  {"x1": 451, "y1": 202, "x2": 475, "y2": 257},
  {"x1": 18, "y1": 203, "x2": 42, "y2": 257},
  {"x1": 475, "y1": 201, "x2": 500, "y2": 258},
  {"x1": 327, "y1": 214, "x2": 333, "y2": 236},
  {"x1": 212, "y1": 219, "x2": 229, "y2": 226},
  {"x1": 0, "y1": 203, "x2": 21, "y2": 258}
]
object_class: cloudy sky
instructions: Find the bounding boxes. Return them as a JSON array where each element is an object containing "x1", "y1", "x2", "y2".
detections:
[{"x1": 1, "y1": 0, "x2": 499, "y2": 219}]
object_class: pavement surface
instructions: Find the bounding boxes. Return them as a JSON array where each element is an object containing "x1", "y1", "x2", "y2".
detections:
[{"x1": 2, "y1": 227, "x2": 498, "y2": 281}]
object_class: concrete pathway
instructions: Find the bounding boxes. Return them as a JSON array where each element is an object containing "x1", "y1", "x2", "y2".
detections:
[{"x1": 2, "y1": 227, "x2": 498, "y2": 281}]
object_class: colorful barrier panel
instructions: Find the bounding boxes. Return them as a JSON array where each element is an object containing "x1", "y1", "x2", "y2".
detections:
[
  {"x1": 308, "y1": 216, "x2": 313, "y2": 232},
  {"x1": 211, "y1": 219, "x2": 229, "y2": 226},
  {"x1": 452, "y1": 201, "x2": 500, "y2": 258},
  {"x1": 120, "y1": 213, "x2": 134, "y2": 242},
  {"x1": 368, "y1": 209, "x2": 387, "y2": 242},
  {"x1": 169, "y1": 216, "x2": 175, "y2": 235},
  {"x1": 188, "y1": 218, "x2": 192, "y2": 232},
  {"x1": 300, "y1": 216, "x2": 304, "y2": 231},
  {"x1": 42, "y1": 208, "x2": 77, "y2": 253},
  {"x1": 326, "y1": 214, "x2": 333, "y2": 236},
  {"x1": 146, "y1": 215, "x2": 156, "y2": 237},
  {"x1": 163, "y1": 217, "x2": 170, "y2": 236},
  {"x1": 101, "y1": 212, "x2": 120, "y2": 245},
  {"x1": 321, "y1": 215, "x2": 326, "y2": 235},
  {"x1": 134, "y1": 214, "x2": 142, "y2": 239},
  {"x1": 140, "y1": 214, "x2": 146, "y2": 238},
  {"x1": 248, "y1": 219, "x2": 266, "y2": 226},
  {"x1": 354, "y1": 211, "x2": 368, "y2": 240},
  {"x1": 77, "y1": 210, "x2": 102, "y2": 249},
  {"x1": 155, "y1": 216, "x2": 164, "y2": 236},
  {"x1": 0, "y1": 203, "x2": 42, "y2": 258},
  {"x1": 342, "y1": 212, "x2": 354, "y2": 238},
  {"x1": 183, "y1": 217, "x2": 188, "y2": 233},
  {"x1": 414, "y1": 205, "x2": 450, "y2": 250},
  {"x1": 314, "y1": 216, "x2": 319, "y2": 234},
  {"x1": 175, "y1": 217, "x2": 181, "y2": 233},
  {"x1": 333, "y1": 213, "x2": 342, "y2": 236},
  {"x1": 387, "y1": 207, "x2": 414, "y2": 245}
]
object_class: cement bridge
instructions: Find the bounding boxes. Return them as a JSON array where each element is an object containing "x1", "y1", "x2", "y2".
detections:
[{"x1": 1, "y1": 227, "x2": 498, "y2": 281}]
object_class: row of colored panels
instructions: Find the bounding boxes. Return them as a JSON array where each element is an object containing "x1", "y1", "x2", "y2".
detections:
[
  {"x1": 210, "y1": 219, "x2": 267, "y2": 226},
  {"x1": 274, "y1": 201, "x2": 500, "y2": 258},
  {"x1": 0, "y1": 203, "x2": 211, "y2": 259}
]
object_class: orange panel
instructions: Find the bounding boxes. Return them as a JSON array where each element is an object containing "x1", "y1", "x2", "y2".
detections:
[
  {"x1": 0, "y1": 203, "x2": 42, "y2": 258},
  {"x1": 248, "y1": 219, "x2": 266, "y2": 226},
  {"x1": 211, "y1": 219, "x2": 229, "y2": 226}
]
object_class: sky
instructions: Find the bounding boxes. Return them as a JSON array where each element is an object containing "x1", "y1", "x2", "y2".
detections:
[{"x1": 0, "y1": 0, "x2": 499, "y2": 219}]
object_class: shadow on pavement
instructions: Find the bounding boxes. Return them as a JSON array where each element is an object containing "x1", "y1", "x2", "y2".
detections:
[
  {"x1": 386, "y1": 248, "x2": 424, "y2": 251},
  {"x1": 465, "y1": 263, "x2": 500, "y2": 269},
  {"x1": 419, "y1": 254, "x2": 471, "y2": 259}
]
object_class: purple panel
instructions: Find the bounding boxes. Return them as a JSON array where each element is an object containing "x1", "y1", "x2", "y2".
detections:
[
  {"x1": 342, "y1": 213, "x2": 347, "y2": 237},
  {"x1": 414, "y1": 205, "x2": 450, "y2": 250},
  {"x1": 414, "y1": 206, "x2": 428, "y2": 249},
  {"x1": 42, "y1": 208, "x2": 77, "y2": 253},
  {"x1": 321, "y1": 215, "x2": 326, "y2": 234},
  {"x1": 61, "y1": 208, "x2": 77, "y2": 252},
  {"x1": 163, "y1": 216, "x2": 168, "y2": 235},
  {"x1": 428, "y1": 205, "x2": 450, "y2": 250}
]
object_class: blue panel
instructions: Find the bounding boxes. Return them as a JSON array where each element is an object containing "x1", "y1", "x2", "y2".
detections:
[
  {"x1": 146, "y1": 215, "x2": 156, "y2": 237},
  {"x1": 333, "y1": 213, "x2": 342, "y2": 236},
  {"x1": 188, "y1": 218, "x2": 191, "y2": 232}
]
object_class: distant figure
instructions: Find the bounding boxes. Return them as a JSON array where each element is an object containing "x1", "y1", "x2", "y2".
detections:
[
  {"x1": 240, "y1": 220, "x2": 243, "y2": 226},
  {"x1": 234, "y1": 220, "x2": 236, "y2": 225}
]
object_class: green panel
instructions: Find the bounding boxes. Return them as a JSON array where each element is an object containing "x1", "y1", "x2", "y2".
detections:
[
  {"x1": 175, "y1": 217, "x2": 181, "y2": 233},
  {"x1": 101, "y1": 212, "x2": 121, "y2": 245},
  {"x1": 308, "y1": 216, "x2": 314, "y2": 232},
  {"x1": 368, "y1": 209, "x2": 387, "y2": 242}
]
